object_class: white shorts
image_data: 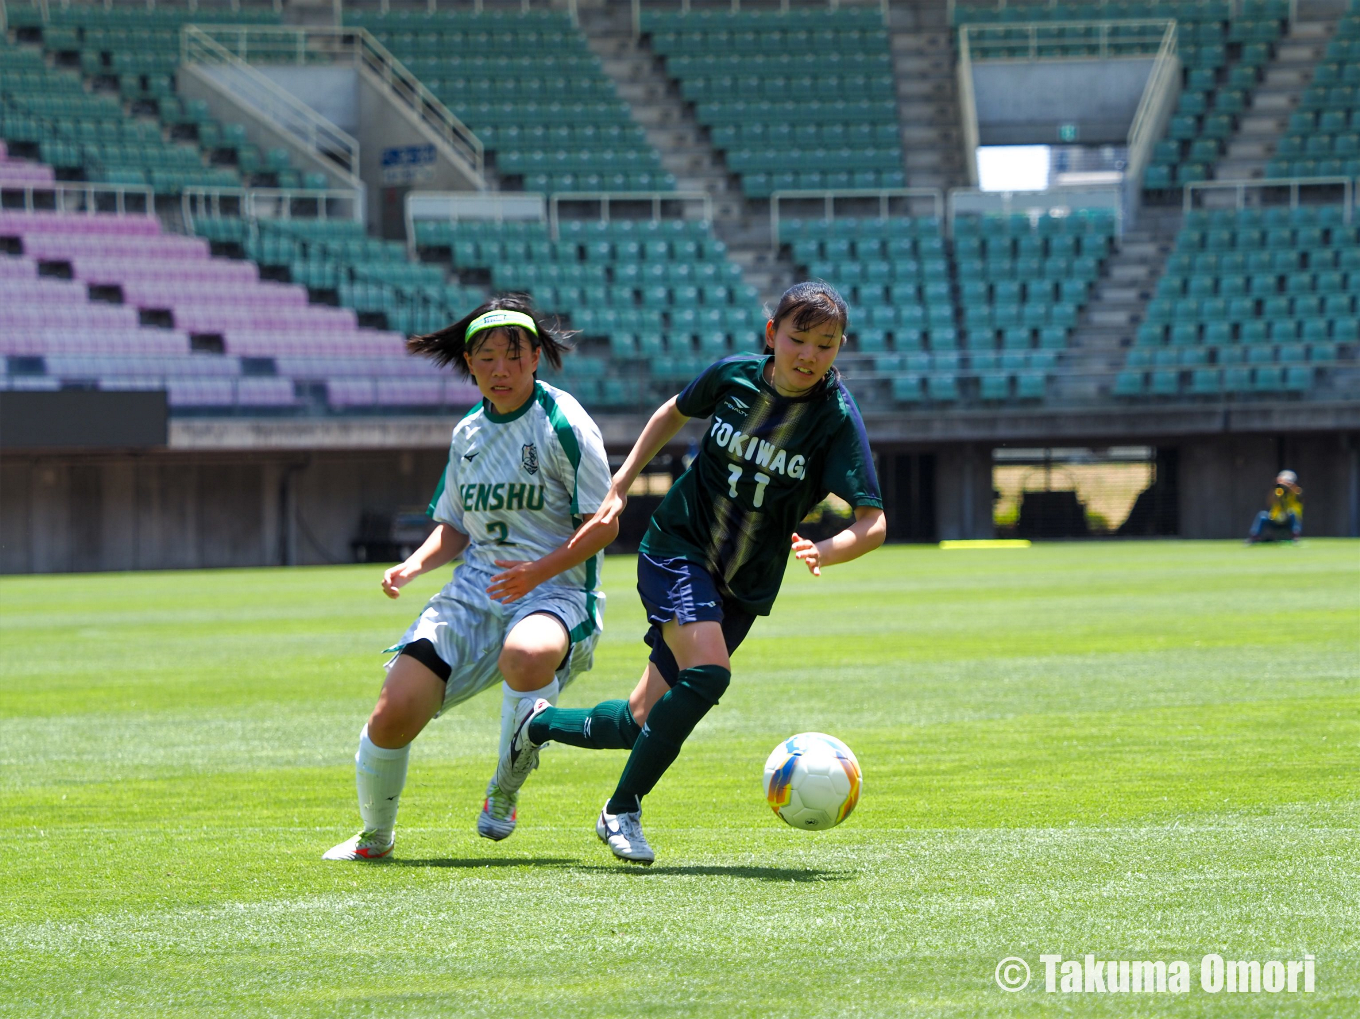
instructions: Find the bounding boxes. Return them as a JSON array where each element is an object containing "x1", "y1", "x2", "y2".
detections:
[{"x1": 387, "y1": 566, "x2": 604, "y2": 714}]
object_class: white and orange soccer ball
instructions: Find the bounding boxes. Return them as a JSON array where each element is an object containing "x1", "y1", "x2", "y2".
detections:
[{"x1": 763, "y1": 732, "x2": 861, "y2": 830}]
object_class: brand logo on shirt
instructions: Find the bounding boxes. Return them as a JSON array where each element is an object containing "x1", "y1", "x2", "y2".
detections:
[
  {"x1": 463, "y1": 451, "x2": 479, "y2": 462},
  {"x1": 521, "y1": 443, "x2": 539, "y2": 475},
  {"x1": 709, "y1": 415, "x2": 807, "y2": 480},
  {"x1": 726, "y1": 396, "x2": 751, "y2": 413}
]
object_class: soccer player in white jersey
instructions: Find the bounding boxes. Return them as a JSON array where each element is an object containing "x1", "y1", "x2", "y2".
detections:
[{"x1": 323, "y1": 296, "x2": 616, "y2": 861}]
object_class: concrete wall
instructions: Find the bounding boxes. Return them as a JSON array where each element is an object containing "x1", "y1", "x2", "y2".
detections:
[
  {"x1": 0, "y1": 450, "x2": 446, "y2": 574},
  {"x1": 934, "y1": 443, "x2": 996, "y2": 541},
  {"x1": 4, "y1": 433, "x2": 1357, "y2": 573},
  {"x1": 253, "y1": 67, "x2": 360, "y2": 135},
  {"x1": 972, "y1": 58, "x2": 1153, "y2": 146},
  {"x1": 355, "y1": 67, "x2": 484, "y2": 237}
]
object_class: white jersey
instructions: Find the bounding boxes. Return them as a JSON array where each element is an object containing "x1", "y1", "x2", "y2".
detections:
[{"x1": 429, "y1": 380, "x2": 612, "y2": 607}]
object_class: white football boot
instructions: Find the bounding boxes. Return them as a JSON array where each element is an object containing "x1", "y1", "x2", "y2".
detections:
[
  {"x1": 596, "y1": 805, "x2": 655, "y2": 865},
  {"x1": 321, "y1": 829, "x2": 394, "y2": 861},
  {"x1": 494, "y1": 696, "x2": 552, "y2": 798},
  {"x1": 476, "y1": 779, "x2": 518, "y2": 841}
]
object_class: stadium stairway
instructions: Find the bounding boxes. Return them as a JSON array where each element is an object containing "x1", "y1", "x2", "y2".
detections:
[
  {"x1": 574, "y1": 2, "x2": 793, "y2": 305},
  {"x1": 1052, "y1": 206, "x2": 1183, "y2": 401},
  {"x1": 888, "y1": 2, "x2": 969, "y2": 192},
  {"x1": 1212, "y1": 10, "x2": 1342, "y2": 182}
]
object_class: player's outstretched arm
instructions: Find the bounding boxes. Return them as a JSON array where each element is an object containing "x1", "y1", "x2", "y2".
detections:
[
  {"x1": 792, "y1": 506, "x2": 887, "y2": 577},
  {"x1": 381, "y1": 523, "x2": 469, "y2": 599},
  {"x1": 568, "y1": 395, "x2": 690, "y2": 551},
  {"x1": 486, "y1": 516, "x2": 620, "y2": 604}
]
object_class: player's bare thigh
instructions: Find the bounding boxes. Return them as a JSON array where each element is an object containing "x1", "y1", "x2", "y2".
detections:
[
  {"x1": 498, "y1": 611, "x2": 570, "y2": 692},
  {"x1": 368, "y1": 654, "x2": 445, "y2": 749}
]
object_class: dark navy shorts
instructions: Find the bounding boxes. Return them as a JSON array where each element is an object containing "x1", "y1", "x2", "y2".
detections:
[{"x1": 636, "y1": 553, "x2": 757, "y2": 686}]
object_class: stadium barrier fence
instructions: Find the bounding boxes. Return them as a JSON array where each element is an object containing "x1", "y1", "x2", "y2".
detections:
[
  {"x1": 631, "y1": 0, "x2": 891, "y2": 37},
  {"x1": 338, "y1": 0, "x2": 579, "y2": 24},
  {"x1": 769, "y1": 188, "x2": 945, "y2": 250},
  {"x1": 403, "y1": 190, "x2": 546, "y2": 256},
  {"x1": 958, "y1": 19, "x2": 1174, "y2": 62},
  {"x1": 947, "y1": 184, "x2": 1124, "y2": 235},
  {"x1": 0, "y1": 181, "x2": 155, "y2": 216},
  {"x1": 1183, "y1": 176, "x2": 1356, "y2": 221},
  {"x1": 546, "y1": 190, "x2": 714, "y2": 240},
  {"x1": 182, "y1": 185, "x2": 366, "y2": 226}
]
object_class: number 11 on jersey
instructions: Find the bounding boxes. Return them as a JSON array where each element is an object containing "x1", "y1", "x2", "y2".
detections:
[{"x1": 727, "y1": 464, "x2": 772, "y2": 508}]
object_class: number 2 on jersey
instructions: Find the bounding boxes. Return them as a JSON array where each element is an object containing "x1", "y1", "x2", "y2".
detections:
[
  {"x1": 485, "y1": 520, "x2": 510, "y2": 545},
  {"x1": 727, "y1": 465, "x2": 772, "y2": 508}
]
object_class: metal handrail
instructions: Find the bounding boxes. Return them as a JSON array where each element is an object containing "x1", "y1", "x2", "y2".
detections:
[
  {"x1": 631, "y1": 0, "x2": 891, "y2": 36},
  {"x1": 188, "y1": 24, "x2": 484, "y2": 179},
  {"x1": 0, "y1": 181, "x2": 155, "y2": 215},
  {"x1": 956, "y1": 24, "x2": 980, "y2": 186},
  {"x1": 341, "y1": 0, "x2": 578, "y2": 23},
  {"x1": 947, "y1": 185, "x2": 1125, "y2": 236},
  {"x1": 181, "y1": 185, "x2": 365, "y2": 230},
  {"x1": 958, "y1": 18, "x2": 1175, "y2": 62},
  {"x1": 547, "y1": 190, "x2": 713, "y2": 240},
  {"x1": 1124, "y1": 20, "x2": 1180, "y2": 212},
  {"x1": 947, "y1": 0, "x2": 1240, "y2": 28},
  {"x1": 1183, "y1": 177, "x2": 1355, "y2": 222},
  {"x1": 403, "y1": 190, "x2": 547, "y2": 257},
  {"x1": 769, "y1": 188, "x2": 946, "y2": 250},
  {"x1": 182, "y1": 26, "x2": 362, "y2": 180}
]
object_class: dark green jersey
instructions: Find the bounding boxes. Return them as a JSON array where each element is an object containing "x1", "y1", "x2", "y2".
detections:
[{"x1": 640, "y1": 354, "x2": 882, "y2": 615}]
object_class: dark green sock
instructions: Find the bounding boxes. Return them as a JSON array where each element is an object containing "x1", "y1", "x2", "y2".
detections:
[
  {"x1": 528, "y1": 700, "x2": 641, "y2": 750},
  {"x1": 605, "y1": 664, "x2": 731, "y2": 815}
]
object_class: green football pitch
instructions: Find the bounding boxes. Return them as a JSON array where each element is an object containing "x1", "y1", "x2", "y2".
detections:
[{"x1": 2, "y1": 541, "x2": 1357, "y2": 1018}]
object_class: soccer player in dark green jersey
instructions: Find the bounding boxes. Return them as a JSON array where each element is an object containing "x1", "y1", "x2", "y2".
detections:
[{"x1": 492, "y1": 281, "x2": 886, "y2": 863}]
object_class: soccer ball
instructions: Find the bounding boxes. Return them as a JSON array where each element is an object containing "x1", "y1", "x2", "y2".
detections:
[{"x1": 763, "y1": 732, "x2": 861, "y2": 830}]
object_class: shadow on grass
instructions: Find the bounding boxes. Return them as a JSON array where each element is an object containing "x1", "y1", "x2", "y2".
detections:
[
  {"x1": 390, "y1": 857, "x2": 578, "y2": 869},
  {"x1": 574, "y1": 863, "x2": 857, "y2": 882}
]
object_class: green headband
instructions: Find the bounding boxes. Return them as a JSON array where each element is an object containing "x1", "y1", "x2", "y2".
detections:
[{"x1": 465, "y1": 310, "x2": 539, "y2": 341}]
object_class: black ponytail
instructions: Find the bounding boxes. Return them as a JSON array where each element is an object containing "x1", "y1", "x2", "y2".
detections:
[{"x1": 406, "y1": 293, "x2": 573, "y2": 377}]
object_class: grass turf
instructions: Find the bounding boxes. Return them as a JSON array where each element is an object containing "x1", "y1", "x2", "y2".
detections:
[{"x1": 1, "y1": 540, "x2": 1357, "y2": 1017}]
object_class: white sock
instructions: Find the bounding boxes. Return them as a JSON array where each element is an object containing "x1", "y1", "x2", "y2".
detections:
[
  {"x1": 498, "y1": 677, "x2": 560, "y2": 759},
  {"x1": 356, "y1": 724, "x2": 409, "y2": 837}
]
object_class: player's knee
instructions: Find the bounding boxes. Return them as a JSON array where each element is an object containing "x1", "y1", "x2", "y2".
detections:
[
  {"x1": 498, "y1": 643, "x2": 560, "y2": 688},
  {"x1": 675, "y1": 664, "x2": 731, "y2": 706}
]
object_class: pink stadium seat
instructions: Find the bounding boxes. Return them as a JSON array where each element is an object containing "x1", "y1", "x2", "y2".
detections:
[
  {"x1": 326, "y1": 378, "x2": 376, "y2": 407},
  {"x1": 237, "y1": 377, "x2": 297, "y2": 407},
  {"x1": 166, "y1": 378, "x2": 237, "y2": 407}
]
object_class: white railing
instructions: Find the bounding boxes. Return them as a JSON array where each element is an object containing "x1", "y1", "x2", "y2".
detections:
[
  {"x1": 404, "y1": 190, "x2": 546, "y2": 254},
  {"x1": 0, "y1": 181, "x2": 155, "y2": 215},
  {"x1": 1183, "y1": 177, "x2": 1355, "y2": 222},
  {"x1": 958, "y1": 19, "x2": 1174, "y2": 62},
  {"x1": 340, "y1": 0, "x2": 578, "y2": 23},
  {"x1": 1124, "y1": 20, "x2": 1180, "y2": 216},
  {"x1": 948, "y1": 0, "x2": 1241, "y2": 27},
  {"x1": 631, "y1": 0, "x2": 891, "y2": 35},
  {"x1": 947, "y1": 184, "x2": 1124, "y2": 235},
  {"x1": 769, "y1": 188, "x2": 945, "y2": 250},
  {"x1": 182, "y1": 26, "x2": 362, "y2": 180},
  {"x1": 547, "y1": 190, "x2": 713, "y2": 240},
  {"x1": 181, "y1": 186, "x2": 365, "y2": 230},
  {"x1": 956, "y1": 23, "x2": 980, "y2": 186},
  {"x1": 189, "y1": 24, "x2": 483, "y2": 178}
]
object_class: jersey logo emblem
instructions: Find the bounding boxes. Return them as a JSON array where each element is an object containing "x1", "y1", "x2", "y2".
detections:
[
  {"x1": 727, "y1": 397, "x2": 750, "y2": 412},
  {"x1": 463, "y1": 451, "x2": 479, "y2": 462},
  {"x1": 521, "y1": 443, "x2": 539, "y2": 475}
]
